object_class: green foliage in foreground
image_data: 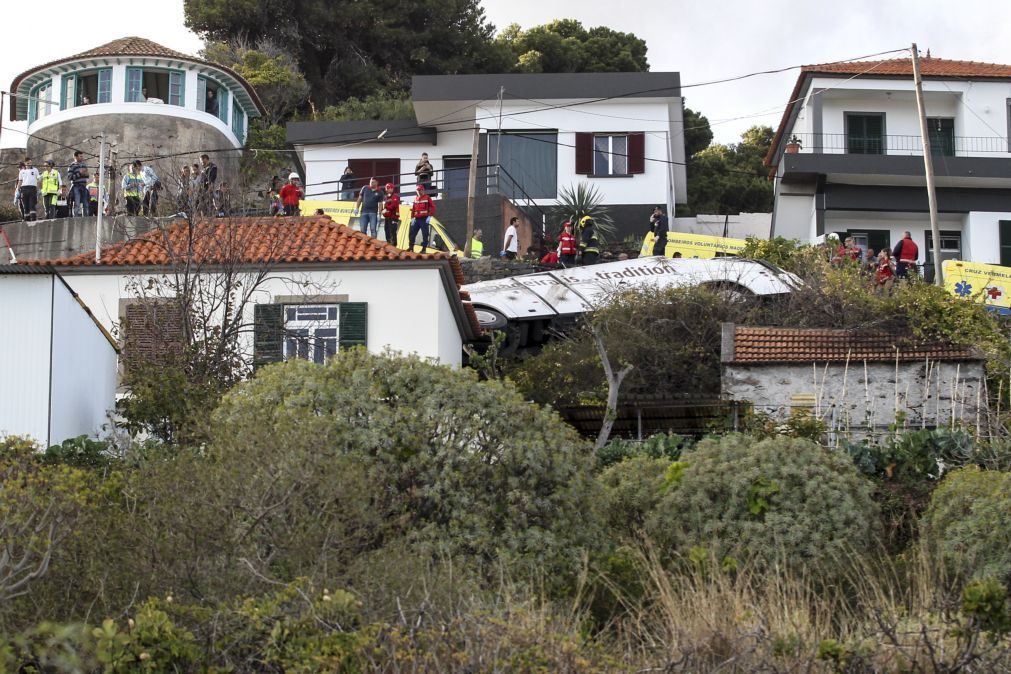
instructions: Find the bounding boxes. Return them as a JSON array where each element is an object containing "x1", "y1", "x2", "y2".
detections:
[
  {"x1": 649, "y1": 434, "x2": 879, "y2": 576},
  {"x1": 209, "y1": 351, "x2": 602, "y2": 580},
  {"x1": 923, "y1": 467, "x2": 1011, "y2": 584}
]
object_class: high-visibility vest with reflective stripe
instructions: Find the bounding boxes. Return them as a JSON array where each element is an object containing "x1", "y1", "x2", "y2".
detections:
[
  {"x1": 122, "y1": 172, "x2": 143, "y2": 197},
  {"x1": 470, "y1": 238, "x2": 483, "y2": 258},
  {"x1": 41, "y1": 169, "x2": 61, "y2": 195},
  {"x1": 580, "y1": 229, "x2": 599, "y2": 255},
  {"x1": 87, "y1": 181, "x2": 99, "y2": 201}
]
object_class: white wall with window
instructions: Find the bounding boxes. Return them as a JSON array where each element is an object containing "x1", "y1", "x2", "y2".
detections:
[
  {"x1": 52, "y1": 265, "x2": 467, "y2": 369},
  {"x1": 22, "y1": 60, "x2": 254, "y2": 148},
  {"x1": 795, "y1": 77, "x2": 1009, "y2": 157},
  {"x1": 296, "y1": 98, "x2": 684, "y2": 210}
]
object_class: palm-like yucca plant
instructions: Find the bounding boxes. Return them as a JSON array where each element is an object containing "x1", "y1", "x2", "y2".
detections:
[{"x1": 553, "y1": 182, "x2": 616, "y2": 242}]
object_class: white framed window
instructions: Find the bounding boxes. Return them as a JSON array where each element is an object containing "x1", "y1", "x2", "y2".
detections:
[
  {"x1": 593, "y1": 134, "x2": 629, "y2": 176},
  {"x1": 29, "y1": 81, "x2": 54, "y2": 123},
  {"x1": 284, "y1": 304, "x2": 339, "y2": 363}
]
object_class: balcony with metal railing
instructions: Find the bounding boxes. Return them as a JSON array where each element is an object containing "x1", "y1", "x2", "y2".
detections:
[{"x1": 784, "y1": 132, "x2": 1010, "y2": 157}]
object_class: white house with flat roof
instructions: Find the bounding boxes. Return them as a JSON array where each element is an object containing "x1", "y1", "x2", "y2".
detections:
[{"x1": 287, "y1": 72, "x2": 687, "y2": 245}]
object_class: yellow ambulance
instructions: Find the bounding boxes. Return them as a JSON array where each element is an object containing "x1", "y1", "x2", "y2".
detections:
[
  {"x1": 943, "y1": 259, "x2": 1011, "y2": 315},
  {"x1": 640, "y1": 231, "x2": 748, "y2": 259}
]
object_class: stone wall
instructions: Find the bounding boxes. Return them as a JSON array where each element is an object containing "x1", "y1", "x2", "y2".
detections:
[
  {"x1": 722, "y1": 359, "x2": 986, "y2": 440},
  {"x1": 0, "y1": 215, "x2": 161, "y2": 263},
  {"x1": 26, "y1": 113, "x2": 240, "y2": 203}
]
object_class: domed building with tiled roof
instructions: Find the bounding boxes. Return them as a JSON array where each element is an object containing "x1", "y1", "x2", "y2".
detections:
[{"x1": 10, "y1": 36, "x2": 264, "y2": 181}]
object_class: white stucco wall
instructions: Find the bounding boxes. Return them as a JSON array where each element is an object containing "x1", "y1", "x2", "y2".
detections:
[
  {"x1": 795, "y1": 77, "x2": 1011, "y2": 156},
  {"x1": 48, "y1": 280, "x2": 117, "y2": 445},
  {"x1": 59, "y1": 265, "x2": 465, "y2": 367},
  {"x1": 724, "y1": 359, "x2": 985, "y2": 440},
  {"x1": 26, "y1": 59, "x2": 251, "y2": 147},
  {"x1": 0, "y1": 274, "x2": 117, "y2": 446},
  {"x1": 0, "y1": 276, "x2": 53, "y2": 443},
  {"x1": 300, "y1": 97, "x2": 685, "y2": 211}
]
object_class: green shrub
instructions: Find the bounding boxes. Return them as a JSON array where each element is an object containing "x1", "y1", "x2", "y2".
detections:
[
  {"x1": 209, "y1": 350, "x2": 604, "y2": 583},
  {"x1": 648, "y1": 434, "x2": 878, "y2": 576},
  {"x1": 597, "y1": 456, "x2": 671, "y2": 537},
  {"x1": 595, "y1": 432, "x2": 693, "y2": 469},
  {"x1": 922, "y1": 467, "x2": 1011, "y2": 583}
]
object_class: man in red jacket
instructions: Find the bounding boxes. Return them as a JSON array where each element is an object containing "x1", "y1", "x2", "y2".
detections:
[
  {"x1": 381, "y1": 182, "x2": 400, "y2": 244},
  {"x1": 892, "y1": 230, "x2": 919, "y2": 279},
  {"x1": 409, "y1": 184, "x2": 436, "y2": 251},
  {"x1": 279, "y1": 172, "x2": 303, "y2": 216},
  {"x1": 557, "y1": 220, "x2": 577, "y2": 266}
]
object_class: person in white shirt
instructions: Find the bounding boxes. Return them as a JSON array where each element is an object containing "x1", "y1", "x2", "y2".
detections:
[
  {"x1": 134, "y1": 160, "x2": 161, "y2": 216},
  {"x1": 501, "y1": 216, "x2": 519, "y2": 260},
  {"x1": 16, "y1": 158, "x2": 41, "y2": 221}
]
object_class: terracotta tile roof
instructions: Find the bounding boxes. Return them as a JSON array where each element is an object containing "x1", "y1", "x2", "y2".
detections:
[
  {"x1": 765, "y1": 55, "x2": 1011, "y2": 168},
  {"x1": 10, "y1": 36, "x2": 264, "y2": 119},
  {"x1": 802, "y1": 56, "x2": 1011, "y2": 79},
  {"x1": 728, "y1": 326, "x2": 982, "y2": 364},
  {"x1": 20, "y1": 216, "x2": 452, "y2": 267}
]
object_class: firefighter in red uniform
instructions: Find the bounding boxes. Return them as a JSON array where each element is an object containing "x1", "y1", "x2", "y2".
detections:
[
  {"x1": 557, "y1": 220, "x2": 577, "y2": 266},
  {"x1": 381, "y1": 182, "x2": 400, "y2": 245},
  {"x1": 409, "y1": 184, "x2": 437, "y2": 251}
]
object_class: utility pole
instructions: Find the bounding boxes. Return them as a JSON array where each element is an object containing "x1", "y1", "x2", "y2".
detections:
[
  {"x1": 464, "y1": 125, "x2": 480, "y2": 258},
  {"x1": 911, "y1": 43, "x2": 943, "y2": 287},
  {"x1": 95, "y1": 133, "x2": 105, "y2": 263}
]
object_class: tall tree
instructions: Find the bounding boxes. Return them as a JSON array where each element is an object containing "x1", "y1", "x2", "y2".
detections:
[
  {"x1": 184, "y1": 0, "x2": 502, "y2": 106},
  {"x1": 684, "y1": 124, "x2": 774, "y2": 215},
  {"x1": 494, "y1": 20, "x2": 648, "y2": 73}
]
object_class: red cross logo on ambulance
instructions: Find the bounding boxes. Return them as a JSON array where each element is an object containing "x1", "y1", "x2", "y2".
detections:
[{"x1": 985, "y1": 285, "x2": 1004, "y2": 301}]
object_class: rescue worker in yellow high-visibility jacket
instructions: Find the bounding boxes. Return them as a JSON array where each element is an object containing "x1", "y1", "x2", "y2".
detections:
[
  {"x1": 121, "y1": 162, "x2": 144, "y2": 216},
  {"x1": 469, "y1": 228, "x2": 484, "y2": 258},
  {"x1": 40, "y1": 159, "x2": 63, "y2": 219}
]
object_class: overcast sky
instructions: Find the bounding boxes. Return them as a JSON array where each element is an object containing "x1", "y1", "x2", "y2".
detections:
[{"x1": 3, "y1": 0, "x2": 1010, "y2": 149}]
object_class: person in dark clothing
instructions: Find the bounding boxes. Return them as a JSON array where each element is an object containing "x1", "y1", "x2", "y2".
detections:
[
  {"x1": 198, "y1": 154, "x2": 218, "y2": 216},
  {"x1": 339, "y1": 166, "x2": 356, "y2": 201},
  {"x1": 579, "y1": 216, "x2": 600, "y2": 265},
  {"x1": 892, "y1": 230, "x2": 919, "y2": 279},
  {"x1": 649, "y1": 205, "x2": 668, "y2": 257}
]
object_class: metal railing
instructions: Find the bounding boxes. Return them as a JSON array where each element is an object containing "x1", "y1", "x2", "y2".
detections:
[{"x1": 784, "y1": 132, "x2": 1009, "y2": 157}]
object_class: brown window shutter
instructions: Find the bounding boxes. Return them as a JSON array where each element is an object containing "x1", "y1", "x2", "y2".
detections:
[
  {"x1": 122, "y1": 300, "x2": 186, "y2": 371},
  {"x1": 628, "y1": 133, "x2": 645, "y2": 174},
  {"x1": 575, "y1": 133, "x2": 593, "y2": 175}
]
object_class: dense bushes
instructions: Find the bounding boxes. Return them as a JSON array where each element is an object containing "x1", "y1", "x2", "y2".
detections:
[
  {"x1": 923, "y1": 466, "x2": 1011, "y2": 583},
  {"x1": 648, "y1": 434, "x2": 879, "y2": 575}
]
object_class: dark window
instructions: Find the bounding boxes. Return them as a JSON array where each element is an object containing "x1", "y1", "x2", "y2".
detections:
[
  {"x1": 488, "y1": 131, "x2": 558, "y2": 199},
  {"x1": 927, "y1": 117, "x2": 954, "y2": 156},
  {"x1": 127, "y1": 68, "x2": 184, "y2": 105},
  {"x1": 254, "y1": 302, "x2": 367, "y2": 368},
  {"x1": 1000, "y1": 221, "x2": 1011, "y2": 267},
  {"x1": 442, "y1": 157, "x2": 471, "y2": 199},
  {"x1": 348, "y1": 159, "x2": 400, "y2": 193},
  {"x1": 846, "y1": 113, "x2": 885, "y2": 154},
  {"x1": 576, "y1": 132, "x2": 645, "y2": 176},
  {"x1": 925, "y1": 230, "x2": 962, "y2": 261}
]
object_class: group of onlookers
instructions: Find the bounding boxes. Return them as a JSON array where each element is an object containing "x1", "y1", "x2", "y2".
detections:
[
  {"x1": 11, "y1": 151, "x2": 227, "y2": 221},
  {"x1": 14, "y1": 151, "x2": 98, "y2": 220},
  {"x1": 833, "y1": 230, "x2": 920, "y2": 285},
  {"x1": 177, "y1": 154, "x2": 222, "y2": 217}
]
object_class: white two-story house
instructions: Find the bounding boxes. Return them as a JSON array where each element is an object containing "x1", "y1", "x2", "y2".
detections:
[
  {"x1": 287, "y1": 72, "x2": 687, "y2": 249},
  {"x1": 765, "y1": 56, "x2": 1011, "y2": 275}
]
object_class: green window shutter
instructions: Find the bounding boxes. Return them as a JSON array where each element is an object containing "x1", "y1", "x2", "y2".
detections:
[
  {"x1": 218, "y1": 87, "x2": 229, "y2": 124},
  {"x1": 126, "y1": 67, "x2": 143, "y2": 102},
  {"x1": 1000, "y1": 221, "x2": 1011, "y2": 267},
  {"x1": 338, "y1": 302, "x2": 368, "y2": 350},
  {"x1": 253, "y1": 303, "x2": 285, "y2": 368},
  {"x1": 60, "y1": 74, "x2": 73, "y2": 110},
  {"x1": 168, "y1": 71, "x2": 184, "y2": 106},
  {"x1": 97, "y1": 68, "x2": 112, "y2": 103},
  {"x1": 197, "y1": 76, "x2": 207, "y2": 111}
]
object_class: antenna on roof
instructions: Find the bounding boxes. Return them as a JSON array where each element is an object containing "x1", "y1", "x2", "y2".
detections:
[{"x1": 926, "y1": 48, "x2": 931, "y2": 58}]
